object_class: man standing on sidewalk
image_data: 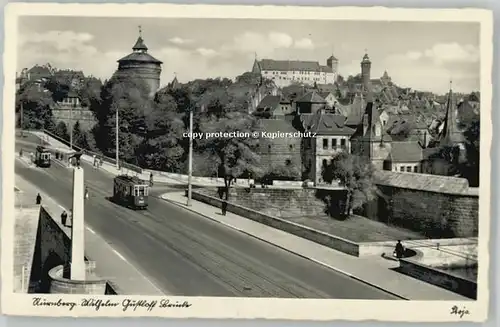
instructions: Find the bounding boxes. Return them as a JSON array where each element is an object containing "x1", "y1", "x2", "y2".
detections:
[
  {"x1": 61, "y1": 210, "x2": 68, "y2": 226},
  {"x1": 36, "y1": 193, "x2": 42, "y2": 205}
]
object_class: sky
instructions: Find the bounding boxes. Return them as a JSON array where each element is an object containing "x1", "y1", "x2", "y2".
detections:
[{"x1": 17, "y1": 16, "x2": 481, "y2": 94}]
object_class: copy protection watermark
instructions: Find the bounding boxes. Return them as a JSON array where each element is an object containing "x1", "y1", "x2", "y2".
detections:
[{"x1": 182, "y1": 131, "x2": 317, "y2": 139}]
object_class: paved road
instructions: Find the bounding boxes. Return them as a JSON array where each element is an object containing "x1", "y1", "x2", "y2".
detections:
[{"x1": 15, "y1": 139, "x2": 398, "y2": 299}]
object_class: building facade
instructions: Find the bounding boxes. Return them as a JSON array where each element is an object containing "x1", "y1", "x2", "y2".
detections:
[
  {"x1": 350, "y1": 95, "x2": 393, "y2": 170},
  {"x1": 114, "y1": 32, "x2": 163, "y2": 98},
  {"x1": 51, "y1": 91, "x2": 96, "y2": 131},
  {"x1": 252, "y1": 56, "x2": 338, "y2": 88},
  {"x1": 298, "y1": 112, "x2": 355, "y2": 184}
]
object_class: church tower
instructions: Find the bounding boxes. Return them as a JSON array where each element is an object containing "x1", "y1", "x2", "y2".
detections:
[
  {"x1": 114, "y1": 26, "x2": 163, "y2": 98},
  {"x1": 360, "y1": 52, "x2": 371, "y2": 91},
  {"x1": 326, "y1": 54, "x2": 339, "y2": 73}
]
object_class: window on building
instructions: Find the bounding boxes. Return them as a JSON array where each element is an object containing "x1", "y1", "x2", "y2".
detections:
[
  {"x1": 400, "y1": 167, "x2": 404, "y2": 172},
  {"x1": 289, "y1": 144, "x2": 293, "y2": 150},
  {"x1": 340, "y1": 139, "x2": 346, "y2": 149},
  {"x1": 406, "y1": 166, "x2": 412, "y2": 172},
  {"x1": 413, "y1": 166, "x2": 418, "y2": 173},
  {"x1": 322, "y1": 159, "x2": 327, "y2": 167},
  {"x1": 285, "y1": 159, "x2": 292, "y2": 166},
  {"x1": 331, "y1": 138, "x2": 337, "y2": 149},
  {"x1": 268, "y1": 145, "x2": 272, "y2": 150},
  {"x1": 323, "y1": 139, "x2": 328, "y2": 149}
]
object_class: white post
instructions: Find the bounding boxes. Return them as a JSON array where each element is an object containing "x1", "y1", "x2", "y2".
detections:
[
  {"x1": 70, "y1": 167, "x2": 86, "y2": 280},
  {"x1": 21, "y1": 265, "x2": 25, "y2": 292},
  {"x1": 187, "y1": 108, "x2": 193, "y2": 206}
]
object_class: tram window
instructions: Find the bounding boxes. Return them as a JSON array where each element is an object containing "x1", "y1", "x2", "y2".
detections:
[{"x1": 138, "y1": 186, "x2": 146, "y2": 196}]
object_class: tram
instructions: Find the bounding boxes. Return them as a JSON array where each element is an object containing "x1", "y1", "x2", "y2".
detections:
[
  {"x1": 35, "y1": 146, "x2": 51, "y2": 168},
  {"x1": 112, "y1": 175, "x2": 149, "y2": 210}
]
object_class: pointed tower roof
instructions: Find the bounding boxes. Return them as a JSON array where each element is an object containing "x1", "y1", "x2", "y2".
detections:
[
  {"x1": 382, "y1": 70, "x2": 389, "y2": 78},
  {"x1": 361, "y1": 52, "x2": 371, "y2": 64},
  {"x1": 133, "y1": 36, "x2": 148, "y2": 52},
  {"x1": 439, "y1": 86, "x2": 464, "y2": 145},
  {"x1": 328, "y1": 54, "x2": 338, "y2": 61},
  {"x1": 117, "y1": 27, "x2": 162, "y2": 64}
]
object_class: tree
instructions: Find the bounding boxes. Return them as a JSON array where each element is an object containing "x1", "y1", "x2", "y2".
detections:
[
  {"x1": 235, "y1": 72, "x2": 261, "y2": 86},
  {"x1": 72, "y1": 120, "x2": 95, "y2": 150},
  {"x1": 78, "y1": 77, "x2": 103, "y2": 108},
  {"x1": 16, "y1": 82, "x2": 55, "y2": 130},
  {"x1": 322, "y1": 152, "x2": 377, "y2": 217},
  {"x1": 138, "y1": 93, "x2": 185, "y2": 172},
  {"x1": 197, "y1": 111, "x2": 265, "y2": 199},
  {"x1": 94, "y1": 75, "x2": 151, "y2": 161},
  {"x1": 54, "y1": 121, "x2": 69, "y2": 140},
  {"x1": 263, "y1": 161, "x2": 302, "y2": 181}
]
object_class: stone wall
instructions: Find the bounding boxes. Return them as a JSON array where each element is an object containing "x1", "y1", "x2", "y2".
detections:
[
  {"x1": 373, "y1": 185, "x2": 479, "y2": 238},
  {"x1": 398, "y1": 258, "x2": 477, "y2": 299},
  {"x1": 201, "y1": 171, "x2": 478, "y2": 238},
  {"x1": 199, "y1": 187, "x2": 342, "y2": 218},
  {"x1": 191, "y1": 191, "x2": 360, "y2": 256},
  {"x1": 30, "y1": 206, "x2": 117, "y2": 294}
]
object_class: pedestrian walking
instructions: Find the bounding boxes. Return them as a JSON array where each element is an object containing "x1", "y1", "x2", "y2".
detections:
[
  {"x1": 221, "y1": 199, "x2": 228, "y2": 216},
  {"x1": 61, "y1": 210, "x2": 68, "y2": 226},
  {"x1": 394, "y1": 240, "x2": 405, "y2": 259},
  {"x1": 35, "y1": 193, "x2": 42, "y2": 205},
  {"x1": 149, "y1": 172, "x2": 154, "y2": 187},
  {"x1": 84, "y1": 187, "x2": 89, "y2": 200},
  {"x1": 19, "y1": 148, "x2": 23, "y2": 157}
]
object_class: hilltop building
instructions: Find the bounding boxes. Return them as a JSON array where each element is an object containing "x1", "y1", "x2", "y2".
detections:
[
  {"x1": 113, "y1": 28, "x2": 163, "y2": 98},
  {"x1": 252, "y1": 55, "x2": 338, "y2": 88}
]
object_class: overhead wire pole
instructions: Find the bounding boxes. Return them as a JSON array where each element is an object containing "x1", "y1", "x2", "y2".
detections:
[
  {"x1": 20, "y1": 102, "x2": 24, "y2": 137},
  {"x1": 186, "y1": 105, "x2": 193, "y2": 206},
  {"x1": 69, "y1": 102, "x2": 74, "y2": 150},
  {"x1": 115, "y1": 107, "x2": 120, "y2": 170}
]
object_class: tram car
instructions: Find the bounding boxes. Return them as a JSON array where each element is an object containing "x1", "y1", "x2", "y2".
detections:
[
  {"x1": 112, "y1": 175, "x2": 149, "y2": 210},
  {"x1": 34, "y1": 146, "x2": 51, "y2": 168}
]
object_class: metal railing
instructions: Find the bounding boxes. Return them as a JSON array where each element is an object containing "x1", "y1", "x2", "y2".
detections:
[{"x1": 40, "y1": 129, "x2": 143, "y2": 174}]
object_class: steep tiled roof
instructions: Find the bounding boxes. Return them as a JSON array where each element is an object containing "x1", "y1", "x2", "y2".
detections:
[
  {"x1": 66, "y1": 90, "x2": 79, "y2": 98},
  {"x1": 318, "y1": 92, "x2": 333, "y2": 99},
  {"x1": 373, "y1": 170, "x2": 470, "y2": 194},
  {"x1": 118, "y1": 52, "x2": 163, "y2": 64},
  {"x1": 133, "y1": 37, "x2": 148, "y2": 51},
  {"x1": 351, "y1": 99, "x2": 392, "y2": 142},
  {"x1": 296, "y1": 91, "x2": 327, "y2": 103},
  {"x1": 257, "y1": 59, "x2": 333, "y2": 73},
  {"x1": 300, "y1": 113, "x2": 355, "y2": 136},
  {"x1": 27, "y1": 65, "x2": 51, "y2": 75},
  {"x1": 389, "y1": 141, "x2": 423, "y2": 162},
  {"x1": 256, "y1": 95, "x2": 281, "y2": 110},
  {"x1": 257, "y1": 118, "x2": 298, "y2": 133},
  {"x1": 316, "y1": 83, "x2": 336, "y2": 93}
]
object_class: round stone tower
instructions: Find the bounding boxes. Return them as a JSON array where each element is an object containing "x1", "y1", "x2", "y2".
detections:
[
  {"x1": 360, "y1": 52, "x2": 371, "y2": 91},
  {"x1": 114, "y1": 28, "x2": 163, "y2": 98}
]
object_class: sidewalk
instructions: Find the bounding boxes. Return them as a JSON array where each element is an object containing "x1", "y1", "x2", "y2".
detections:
[
  {"x1": 15, "y1": 170, "x2": 165, "y2": 295},
  {"x1": 161, "y1": 191, "x2": 470, "y2": 301}
]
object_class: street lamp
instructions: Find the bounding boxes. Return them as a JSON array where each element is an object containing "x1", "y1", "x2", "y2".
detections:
[
  {"x1": 115, "y1": 107, "x2": 120, "y2": 170},
  {"x1": 69, "y1": 101, "x2": 76, "y2": 150}
]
